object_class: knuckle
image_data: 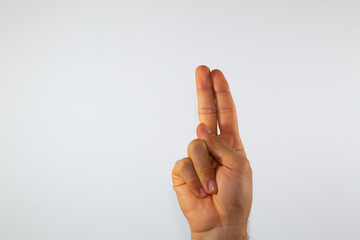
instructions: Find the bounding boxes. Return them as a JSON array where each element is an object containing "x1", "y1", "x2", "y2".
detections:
[
  {"x1": 198, "y1": 166, "x2": 214, "y2": 178},
  {"x1": 218, "y1": 107, "x2": 236, "y2": 113},
  {"x1": 177, "y1": 157, "x2": 191, "y2": 169},
  {"x1": 187, "y1": 174, "x2": 200, "y2": 186},
  {"x1": 187, "y1": 139, "x2": 206, "y2": 155},
  {"x1": 198, "y1": 106, "x2": 217, "y2": 115},
  {"x1": 172, "y1": 157, "x2": 190, "y2": 174}
]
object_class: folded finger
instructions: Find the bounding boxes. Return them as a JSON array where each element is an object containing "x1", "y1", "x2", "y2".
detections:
[
  {"x1": 172, "y1": 157, "x2": 208, "y2": 198},
  {"x1": 187, "y1": 139, "x2": 218, "y2": 194}
]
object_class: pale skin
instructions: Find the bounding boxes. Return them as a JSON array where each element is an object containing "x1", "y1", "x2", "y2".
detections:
[{"x1": 172, "y1": 65, "x2": 253, "y2": 240}]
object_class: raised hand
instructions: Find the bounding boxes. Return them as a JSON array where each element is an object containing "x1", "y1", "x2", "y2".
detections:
[{"x1": 172, "y1": 65, "x2": 253, "y2": 240}]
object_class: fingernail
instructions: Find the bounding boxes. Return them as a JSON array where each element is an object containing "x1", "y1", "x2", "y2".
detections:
[
  {"x1": 201, "y1": 123, "x2": 211, "y2": 134},
  {"x1": 208, "y1": 180, "x2": 217, "y2": 193},
  {"x1": 199, "y1": 187, "x2": 207, "y2": 197}
]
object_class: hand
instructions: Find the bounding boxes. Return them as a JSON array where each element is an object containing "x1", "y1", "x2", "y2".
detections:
[{"x1": 172, "y1": 66, "x2": 253, "y2": 240}]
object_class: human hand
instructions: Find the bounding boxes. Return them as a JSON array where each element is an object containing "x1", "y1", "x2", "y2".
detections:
[{"x1": 172, "y1": 66, "x2": 253, "y2": 240}]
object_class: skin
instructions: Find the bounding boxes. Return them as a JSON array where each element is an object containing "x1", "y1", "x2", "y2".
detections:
[{"x1": 172, "y1": 65, "x2": 253, "y2": 240}]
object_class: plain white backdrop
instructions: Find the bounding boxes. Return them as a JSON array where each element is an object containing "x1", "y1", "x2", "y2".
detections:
[{"x1": 1, "y1": 0, "x2": 360, "y2": 239}]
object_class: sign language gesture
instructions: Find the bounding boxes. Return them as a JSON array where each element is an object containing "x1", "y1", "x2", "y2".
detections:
[{"x1": 172, "y1": 66, "x2": 253, "y2": 240}]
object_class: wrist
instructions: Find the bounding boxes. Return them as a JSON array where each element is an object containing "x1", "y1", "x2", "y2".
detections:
[{"x1": 191, "y1": 224, "x2": 248, "y2": 240}]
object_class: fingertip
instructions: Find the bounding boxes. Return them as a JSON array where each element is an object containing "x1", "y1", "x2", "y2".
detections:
[
  {"x1": 195, "y1": 66, "x2": 212, "y2": 91},
  {"x1": 210, "y1": 69, "x2": 230, "y2": 92},
  {"x1": 207, "y1": 179, "x2": 218, "y2": 194},
  {"x1": 210, "y1": 69, "x2": 223, "y2": 77},
  {"x1": 195, "y1": 65, "x2": 210, "y2": 75}
]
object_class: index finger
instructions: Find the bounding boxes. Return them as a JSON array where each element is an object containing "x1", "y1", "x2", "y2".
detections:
[{"x1": 195, "y1": 65, "x2": 218, "y2": 134}]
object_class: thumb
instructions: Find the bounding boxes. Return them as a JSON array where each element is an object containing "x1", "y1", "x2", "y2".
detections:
[{"x1": 196, "y1": 122, "x2": 245, "y2": 169}]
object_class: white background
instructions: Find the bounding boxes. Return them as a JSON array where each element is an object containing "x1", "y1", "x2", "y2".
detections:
[{"x1": 1, "y1": 0, "x2": 360, "y2": 239}]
